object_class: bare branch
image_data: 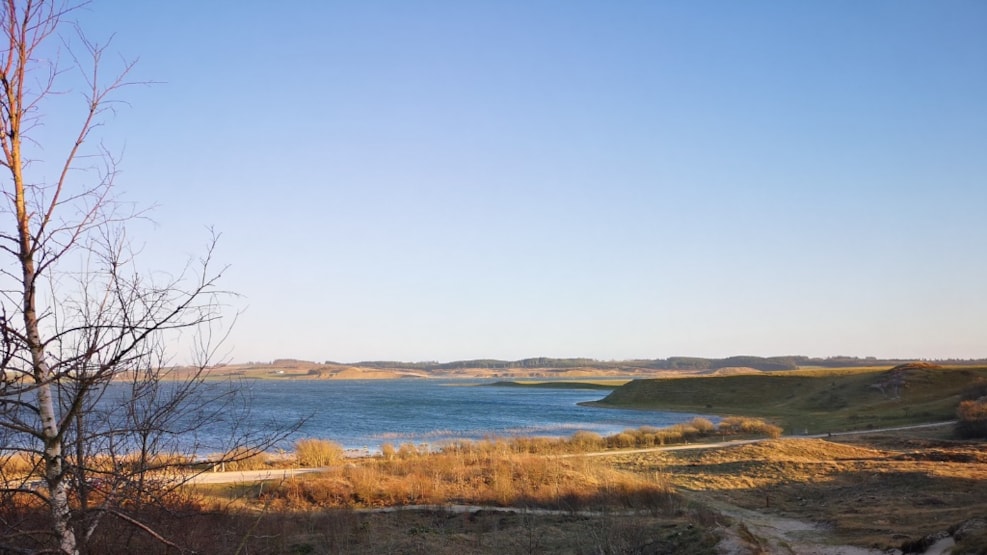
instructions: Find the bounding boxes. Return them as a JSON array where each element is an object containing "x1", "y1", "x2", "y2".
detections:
[
  {"x1": 106, "y1": 509, "x2": 186, "y2": 553},
  {"x1": 0, "y1": 4, "x2": 295, "y2": 553}
]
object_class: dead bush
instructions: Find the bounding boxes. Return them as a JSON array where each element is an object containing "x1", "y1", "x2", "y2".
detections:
[
  {"x1": 718, "y1": 416, "x2": 783, "y2": 438},
  {"x1": 569, "y1": 430, "x2": 604, "y2": 451},
  {"x1": 957, "y1": 400, "x2": 987, "y2": 439},
  {"x1": 295, "y1": 438, "x2": 344, "y2": 467},
  {"x1": 689, "y1": 417, "x2": 716, "y2": 435}
]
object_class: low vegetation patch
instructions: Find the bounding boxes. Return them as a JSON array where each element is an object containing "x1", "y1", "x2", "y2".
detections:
[
  {"x1": 957, "y1": 399, "x2": 987, "y2": 439},
  {"x1": 956, "y1": 378, "x2": 987, "y2": 439},
  {"x1": 607, "y1": 431, "x2": 987, "y2": 552},
  {"x1": 598, "y1": 365, "x2": 987, "y2": 433},
  {"x1": 295, "y1": 438, "x2": 346, "y2": 467},
  {"x1": 268, "y1": 456, "x2": 674, "y2": 512}
]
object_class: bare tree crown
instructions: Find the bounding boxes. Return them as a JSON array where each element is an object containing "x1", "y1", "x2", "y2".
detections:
[{"x1": 0, "y1": 3, "x2": 282, "y2": 553}]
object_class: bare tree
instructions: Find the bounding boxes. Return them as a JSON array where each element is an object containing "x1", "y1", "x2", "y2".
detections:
[{"x1": 0, "y1": 2, "x2": 282, "y2": 553}]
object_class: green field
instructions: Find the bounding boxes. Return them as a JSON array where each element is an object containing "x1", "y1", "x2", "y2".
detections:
[{"x1": 594, "y1": 365, "x2": 987, "y2": 434}]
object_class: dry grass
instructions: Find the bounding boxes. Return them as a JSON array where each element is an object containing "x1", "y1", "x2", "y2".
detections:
[
  {"x1": 607, "y1": 429, "x2": 987, "y2": 551},
  {"x1": 151, "y1": 505, "x2": 718, "y2": 555},
  {"x1": 600, "y1": 365, "x2": 987, "y2": 433},
  {"x1": 9, "y1": 378, "x2": 986, "y2": 555},
  {"x1": 254, "y1": 450, "x2": 677, "y2": 514},
  {"x1": 6, "y1": 424, "x2": 986, "y2": 553},
  {"x1": 0, "y1": 451, "x2": 39, "y2": 476},
  {"x1": 294, "y1": 438, "x2": 345, "y2": 467},
  {"x1": 180, "y1": 445, "x2": 720, "y2": 554}
]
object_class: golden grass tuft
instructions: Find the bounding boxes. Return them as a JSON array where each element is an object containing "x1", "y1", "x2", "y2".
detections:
[
  {"x1": 0, "y1": 452, "x2": 40, "y2": 476},
  {"x1": 294, "y1": 438, "x2": 344, "y2": 467}
]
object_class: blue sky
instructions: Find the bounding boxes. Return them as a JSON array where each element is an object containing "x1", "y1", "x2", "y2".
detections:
[{"x1": 47, "y1": 1, "x2": 986, "y2": 362}]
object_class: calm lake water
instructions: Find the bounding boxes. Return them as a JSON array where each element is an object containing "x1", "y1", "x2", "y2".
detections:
[{"x1": 216, "y1": 379, "x2": 706, "y2": 453}]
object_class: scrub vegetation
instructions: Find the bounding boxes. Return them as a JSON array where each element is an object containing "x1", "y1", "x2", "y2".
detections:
[
  {"x1": 595, "y1": 363, "x2": 987, "y2": 433},
  {"x1": 3, "y1": 365, "x2": 987, "y2": 553}
]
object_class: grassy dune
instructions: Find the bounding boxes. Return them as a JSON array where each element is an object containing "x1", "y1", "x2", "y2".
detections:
[{"x1": 595, "y1": 365, "x2": 987, "y2": 433}]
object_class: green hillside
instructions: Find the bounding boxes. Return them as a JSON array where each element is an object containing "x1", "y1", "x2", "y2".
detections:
[{"x1": 595, "y1": 365, "x2": 987, "y2": 434}]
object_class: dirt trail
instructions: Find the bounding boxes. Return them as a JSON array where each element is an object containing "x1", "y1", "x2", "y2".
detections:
[
  {"x1": 696, "y1": 494, "x2": 882, "y2": 554},
  {"x1": 364, "y1": 501, "x2": 892, "y2": 554},
  {"x1": 188, "y1": 466, "x2": 327, "y2": 484},
  {"x1": 694, "y1": 493, "x2": 960, "y2": 555},
  {"x1": 564, "y1": 421, "x2": 957, "y2": 460}
]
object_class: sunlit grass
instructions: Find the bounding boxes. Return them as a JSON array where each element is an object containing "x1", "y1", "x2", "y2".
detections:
[{"x1": 598, "y1": 365, "x2": 987, "y2": 433}]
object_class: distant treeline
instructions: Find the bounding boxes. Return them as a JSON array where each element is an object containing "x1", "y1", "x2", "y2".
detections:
[{"x1": 322, "y1": 356, "x2": 987, "y2": 373}]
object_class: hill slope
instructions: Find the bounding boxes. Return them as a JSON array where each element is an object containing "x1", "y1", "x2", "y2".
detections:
[{"x1": 595, "y1": 366, "x2": 987, "y2": 433}]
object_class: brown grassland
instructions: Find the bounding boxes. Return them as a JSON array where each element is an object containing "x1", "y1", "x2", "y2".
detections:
[
  {"x1": 611, "y1": 426, "x2": 987, "y2": 554},
  {"x1": 3, "y1": 365, "x2": 987, "y2": 554}
]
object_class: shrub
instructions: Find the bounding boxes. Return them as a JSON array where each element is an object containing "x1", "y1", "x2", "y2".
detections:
[
  {"x1": 717, "y1": 417, "x2": 783, "y2": 438},
  {"x1": 956, "y1": 400, "x2": 987, "y2": 439},
  {"x1": 569, "y1": 430, "x2": 604, "y2": 451},
  {"x1": 673, "y1": 423, "x2": 701, "y2": 440},
  {"x1": 295, "y1": 439, "x2": 344, "y2": 467},
  {"x1": 513, "y1": 436, "x2": 561, "y2": 454},
  {"x1": 688, "y1": 417, "x2": 716, "y2": 435},
  {"x1": 396, "y1": 443, "x2": 420, "y2": 460},
  {"x1": 958, "y1": 399, "x2": 987, "y2": 420},
  {"x1": 609, "y1": 432, "x2": 636, "y2": 449}
]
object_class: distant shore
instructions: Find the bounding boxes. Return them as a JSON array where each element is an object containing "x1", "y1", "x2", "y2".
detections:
[
  {"x1": 188, "y1": 363, "x2": 679, "y2": 382},
  {"x1": 178, "y1": 360, "x2": 767, "y2": 382},
  {"x1": 173, "y1": 356, "x2": 987, "y2": 383}
]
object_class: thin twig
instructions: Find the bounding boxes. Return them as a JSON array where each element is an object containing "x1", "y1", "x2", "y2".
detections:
[{"x1": 108, "y1": 509, "x2": 186, "y2": 553}]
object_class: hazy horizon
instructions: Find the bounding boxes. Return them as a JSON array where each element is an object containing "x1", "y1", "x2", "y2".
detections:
[{"x1": 234, "y1": 354, "x2": 984, "y2": 366}]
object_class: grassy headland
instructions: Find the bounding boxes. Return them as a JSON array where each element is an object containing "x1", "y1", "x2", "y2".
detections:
[{"x1": 593, "y1": 364, "x2": 987, "y2": 433}]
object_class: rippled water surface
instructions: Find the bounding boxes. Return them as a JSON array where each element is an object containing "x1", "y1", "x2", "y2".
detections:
[{"x1": 226, "y1": 379, "x2": 706, "y2": 452}]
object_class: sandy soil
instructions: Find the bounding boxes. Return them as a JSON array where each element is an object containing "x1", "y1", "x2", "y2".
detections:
[{"x1": 707, "y1": 498, "x2": 885, "y2": 555}]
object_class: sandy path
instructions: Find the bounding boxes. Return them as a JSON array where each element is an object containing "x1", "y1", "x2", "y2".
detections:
[
  {"x1": 699, "y1": 496, "x2": 885, "y2": 555},
  {"x1": 556, "y1": 421, "x2": 956, "y2": 460},
  {"x1": 188, "y1": 467, "x2": 327, "y2": 485},
  {"x1": 699, "y1": 494, "x2": 961, "y2": 555}
]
